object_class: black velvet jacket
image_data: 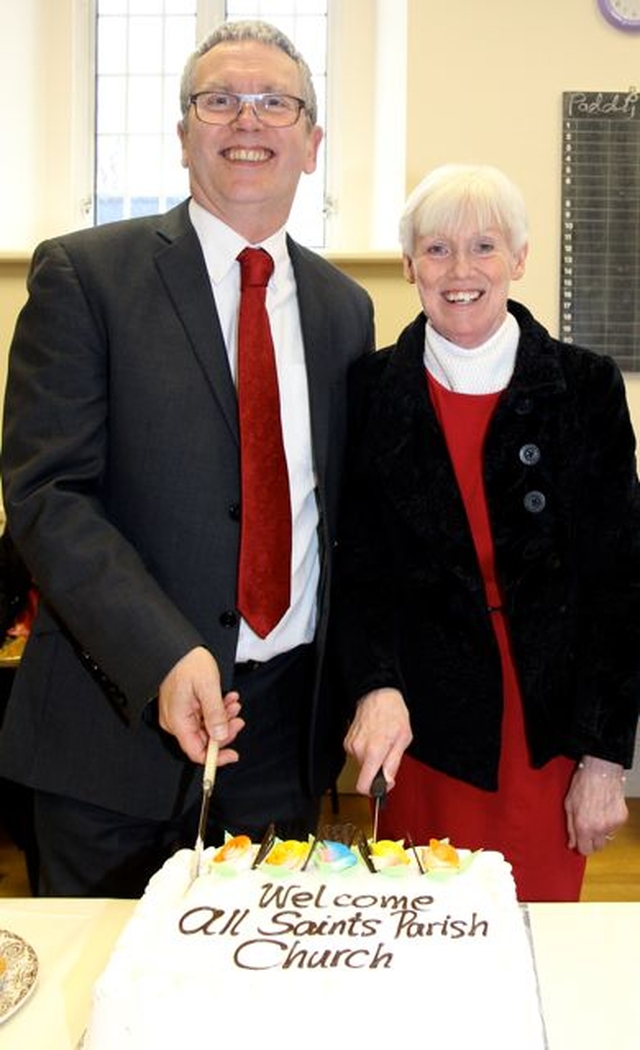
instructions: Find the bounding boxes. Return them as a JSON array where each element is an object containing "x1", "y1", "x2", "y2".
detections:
[{"x1": 334, "y1": 301, "x2": 640, "y2": 790}]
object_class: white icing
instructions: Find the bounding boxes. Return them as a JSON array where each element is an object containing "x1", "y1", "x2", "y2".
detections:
[{"x1": 84, "y1": 846, "x2": 546, "y2": 1050}]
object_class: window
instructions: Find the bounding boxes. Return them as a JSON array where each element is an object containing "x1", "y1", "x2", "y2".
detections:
[
  {"x1": 95, "y1": 0, "x2": 196, "y2": 224},
  {"x1": 94, "y1": 0, "x2": 328, "y2": 245}
]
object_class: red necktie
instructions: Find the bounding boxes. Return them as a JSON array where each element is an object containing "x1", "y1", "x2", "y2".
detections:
[{"x1": 236, "y1": 247, "x2": 292, "y2": 638}]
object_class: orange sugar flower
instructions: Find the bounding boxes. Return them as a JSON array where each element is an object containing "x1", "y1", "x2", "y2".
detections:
[{"x1": 214, "y1": 835, "x2": 253, "y2": 863}]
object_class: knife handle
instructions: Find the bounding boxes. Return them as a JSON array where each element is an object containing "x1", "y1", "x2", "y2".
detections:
[
  {"x1": 370, "y1": 766, "x2": 387, "y2": 801},
  {"x1": 203, "y1": 738, "x2": 219, "y2": 793}
]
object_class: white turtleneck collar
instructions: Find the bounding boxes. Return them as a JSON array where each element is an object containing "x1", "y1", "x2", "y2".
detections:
[{"x1": 423, "y1": 311, "x2": 520, "y2": 394}]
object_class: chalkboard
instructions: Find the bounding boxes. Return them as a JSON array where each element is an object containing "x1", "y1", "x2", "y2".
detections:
[{"x1": 560, "y1": 90, "x2": 640, "y2": 371}]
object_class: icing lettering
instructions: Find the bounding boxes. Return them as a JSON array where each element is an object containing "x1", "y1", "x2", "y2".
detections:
[
  {"x1": 257, "y1": 881, "x2": 434, "y2": 912},
  {"x1": 257, "y1": 909, "x2": 380, "y2": 937},
  {"x1": 233, "y1": 938, "x2": 394, "y2": 971},
  {"x1": 393, "y1": 909, "x2": 489, "y2": 939},
  {"x1": 179, "y1": 906, "x2": 249, "y2": 935},
  {"x1": 177, "y1": 878, "x2": 489, "y2": 972},
  {"x1": 258, "y1": 882, "x2": 329, "y2": 910}
]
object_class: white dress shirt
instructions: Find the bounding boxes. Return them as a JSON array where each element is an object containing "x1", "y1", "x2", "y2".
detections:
[{"x1": 188, "y1": 199, "x2": 318, "y2": 662}]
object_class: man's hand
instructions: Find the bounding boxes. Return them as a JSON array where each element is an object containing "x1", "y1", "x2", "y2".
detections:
[
  {"x1": 344, "y1": 687, "x2": 413, "y2": 796},
  {"x1": 158, "y1": 646, "x2": 244, "y2": 766}
]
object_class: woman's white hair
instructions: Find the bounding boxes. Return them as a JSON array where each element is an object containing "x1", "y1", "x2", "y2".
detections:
[{"x1": 399, "y1": 163, "x2": 528, "y2": 257}]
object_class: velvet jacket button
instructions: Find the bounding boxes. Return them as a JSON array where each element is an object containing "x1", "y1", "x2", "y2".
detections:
[
  {"x1": 519, "y1": 443, "x2": 541, "y2": 466},
  {"x1": 220, "y1": 610, "x2": 239, "y2": 628},
  {"x1": 523, "y1": 490, "x2": 546, "y2": 513}
]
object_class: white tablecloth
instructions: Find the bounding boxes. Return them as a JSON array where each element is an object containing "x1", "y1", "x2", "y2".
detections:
[{"x1": 0, "y1": 898, "x2": 638, "y2": 1049}]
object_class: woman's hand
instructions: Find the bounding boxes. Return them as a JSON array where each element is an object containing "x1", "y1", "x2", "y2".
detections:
[
  {"x1": 564, "y1": 755, "x2": 628, "y2": 855},
  {"x1": 344, "y1": 687, "x2": 413, "y2": 796}
]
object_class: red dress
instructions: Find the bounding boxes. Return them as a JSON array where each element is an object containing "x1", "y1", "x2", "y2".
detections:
[{"x1": 377, "y1": 372, "x2": 586, "y2": 901}]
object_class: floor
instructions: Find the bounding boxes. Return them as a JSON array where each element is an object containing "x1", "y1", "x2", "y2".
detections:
[{"x1": 1, "y1": 793, "x2": 638, "y2": 901}]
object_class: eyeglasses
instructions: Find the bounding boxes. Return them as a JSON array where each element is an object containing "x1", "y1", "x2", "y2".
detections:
[{"x1": 189, "y1": 91, "x2": 306, "y2": 128}]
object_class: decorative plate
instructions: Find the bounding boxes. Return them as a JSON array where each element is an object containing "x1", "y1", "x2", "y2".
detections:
[{"x1": 0, "y1": 930, "x2": 38, "y2": 1023}]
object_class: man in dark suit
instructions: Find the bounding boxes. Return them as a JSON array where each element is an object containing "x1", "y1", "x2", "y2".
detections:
[{"x1": 0, "y1": 20, "x2": 374, "y2": 896}]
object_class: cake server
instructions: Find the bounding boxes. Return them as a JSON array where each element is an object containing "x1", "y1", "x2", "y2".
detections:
[
  {"x1": 370, "y1": 766, "x2": 387, "y2": 843},
  {"x1": 191, "y1": 737, "x2": 219, "y2": 880}
]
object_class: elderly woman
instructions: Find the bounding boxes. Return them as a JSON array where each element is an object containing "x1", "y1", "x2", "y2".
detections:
[{"x1": 335, "y1": 163, "x2": 640, "y2": 900}]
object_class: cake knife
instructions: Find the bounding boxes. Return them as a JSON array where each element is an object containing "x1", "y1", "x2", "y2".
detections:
[
  {"x1": 370, "y1": 766, "x2": 387, "y2": 843},
  {"x1": 191, "y1": 737, "x2": 219, "y2": 880}
]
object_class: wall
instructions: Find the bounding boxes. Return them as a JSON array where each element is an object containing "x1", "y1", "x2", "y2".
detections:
[
  {"x1": 0, "y1": 2, "x2": 40, "y2": 252},
  {"x1": 405, "y1": 0, "x2": 640, "y2": 337},
  {"x1": 0, "y1": 258, "x2": 30, "y2": 468},
  {"x1": 0, "y1": 0, "x2": 92, "y2": 253}
]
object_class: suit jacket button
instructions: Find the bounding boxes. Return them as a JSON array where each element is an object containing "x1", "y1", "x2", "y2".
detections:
[
  {"x1": 519, "y1": 443, "x2": 541, "y2": 465},
  {"x1": 220, "y1": 609, "x2": 239, "y2": 629},
  {"x1": 524, "y1": 490, "x2": 546, "y2": 514},
  {"x1": 228, "y1": 502, "x2": 241, "y2": 521}
]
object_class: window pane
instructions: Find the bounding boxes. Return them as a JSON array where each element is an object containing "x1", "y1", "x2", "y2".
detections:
[
  {"x1": 98, "y1": 0, "x2": 128, "y2": 14},
  {"x1": 223, "y1": 0, "x2": 258, "y2": 14},
  {"x1": 128, "y1": 17, "x2": 164, "y2": 73},
  {"x1": 96, "y1": 135, "x2": 126, "y2": 196},
  {"x1": 97, "y1": 17, "x2": 128, "y2": 74},
  {"x1": 129, "y1": 135, "x2": 163, "y2": 191},
  {"x1": 96, "y1": 76, "x2": 127, "y2": 134},
  {"x1": 226, "y1": 0, "x2": 326, "y2": 13},
  {"x1": 291, "y1": 16, "x2": 325, "y2": 71},
  {"x1": 127, "y1": 75, "x2": 163, "y2": 132},
  {"x1": 163, "y1": 135, "x2": 188, "y2": 195},
  {"x1": 129, "y1": 0, "x2": 165, "y2": 14},
  {"x1": 291, "y1": 0, "x2": 327, "y2": 11},
  {"x1": 165, "y1": 16, "x2": 198, "y2": 72},
  {"x1": 163, "y1": 73, "x2": 183, "y2": 127}
]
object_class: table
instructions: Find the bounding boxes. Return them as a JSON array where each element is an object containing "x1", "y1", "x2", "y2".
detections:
[
  {"x1": 0, "y1": 898, "x2": 131, "y2": 1048},
  {"x1": 0, "y1": 898, "x2": 638, "y2": 1049}
]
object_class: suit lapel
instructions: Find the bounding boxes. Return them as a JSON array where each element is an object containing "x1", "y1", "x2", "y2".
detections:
[
  {"x1": 153, "y1": 204, "x2": 239, "y2": 443},
  {"x1": 288, "y1": 238, "x2": 334, "y2": 492}
]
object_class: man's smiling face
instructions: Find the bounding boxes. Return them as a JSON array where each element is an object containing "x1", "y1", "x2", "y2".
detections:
[{"x1": 178, "y1": 40, "x2": 322, "y2": 242}]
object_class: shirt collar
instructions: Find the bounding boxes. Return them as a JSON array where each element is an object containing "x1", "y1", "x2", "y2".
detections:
[{"x1": 188, "y1": 199, "x2": 289, "y2": 286}]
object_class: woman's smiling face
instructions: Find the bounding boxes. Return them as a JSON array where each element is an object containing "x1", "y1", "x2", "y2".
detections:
[{"x1": 404, "y1": 225, "x2": 528, "y2": 348}]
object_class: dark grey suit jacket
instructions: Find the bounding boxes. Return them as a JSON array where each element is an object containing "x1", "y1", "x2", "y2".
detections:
[{"x1": 0, "y1": 201, "x2": 374, "y2": 820}]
